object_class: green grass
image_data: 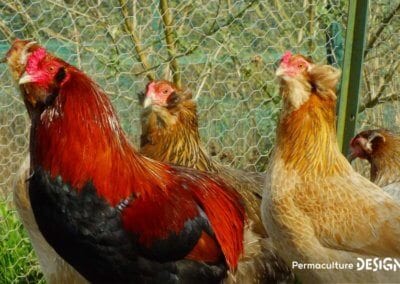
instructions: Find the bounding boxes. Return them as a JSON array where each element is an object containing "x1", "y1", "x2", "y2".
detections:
[{"x1": 0, "y1": 202, "x2": 44, "y2": 284}]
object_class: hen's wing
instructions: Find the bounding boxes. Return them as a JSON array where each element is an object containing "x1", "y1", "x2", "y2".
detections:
[
  {"x1": 383, "y1": 182, "x2": 400, "y2": 202},
  {"x1": 314, "y1": 173, "x2": 400, "y2": 257}
]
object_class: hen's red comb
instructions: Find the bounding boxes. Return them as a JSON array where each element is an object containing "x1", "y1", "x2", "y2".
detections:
[
  {"x1": 26, "y1": 47, "x2": 47, "y2": 74},
  {"x1": 281, "y1": 51, "x2": 292, "y2": 64},
  {"x1": 146, "y1": 81, "x2": 156, "y2": 95}
]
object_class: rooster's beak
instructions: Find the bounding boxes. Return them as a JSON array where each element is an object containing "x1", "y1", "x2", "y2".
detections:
[
  {"x1": 19, "y1": 72, "x2": 34, "y2": 85},
  {"x1": 0, "y1": 57, "x2": 6, "y2": 64}
]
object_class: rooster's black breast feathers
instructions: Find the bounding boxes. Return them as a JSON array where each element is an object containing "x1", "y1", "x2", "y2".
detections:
[{"x1": 29, "y1": 168, "x2": 226, "y2": 283}]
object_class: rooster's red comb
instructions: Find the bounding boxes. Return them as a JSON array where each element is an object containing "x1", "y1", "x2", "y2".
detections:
[
  {"x1": 26, "y1": 47, "x2": 47, "y2": 74},
  {"x1": 281, "y1": 51, "x2": 292, "y2": 64}
]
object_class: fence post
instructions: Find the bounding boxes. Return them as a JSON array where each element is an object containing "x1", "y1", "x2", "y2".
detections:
[{"x1": 336, "y1": 0, "x2": 369, "y2": 155}]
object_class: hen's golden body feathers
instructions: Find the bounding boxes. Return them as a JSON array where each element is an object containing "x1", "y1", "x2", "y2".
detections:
[{"x1": 263, "y1": 54, "x2": 400, "y2": 283}]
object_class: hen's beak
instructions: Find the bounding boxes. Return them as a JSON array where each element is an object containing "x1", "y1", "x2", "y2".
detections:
[
  {"x1": 19, "y1": 72, "x2": 34, "y2": 85},
  {"x1": 0, "y1": 57, "x2": 6, "y2": 64},
  {"x1": 143, "y1": 93, "x2": 154, "y2": 108},
  {"x1": 275, "y1": 66, "x2": 285, "y2": 77},
  {"x1": 347, "y1": 152, "x2": 356, "y2": 162}
]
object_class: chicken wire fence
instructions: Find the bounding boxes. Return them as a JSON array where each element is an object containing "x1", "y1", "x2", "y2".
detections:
[{"x1": 0, "y1": 0, "x2": 398, "y2": 282}]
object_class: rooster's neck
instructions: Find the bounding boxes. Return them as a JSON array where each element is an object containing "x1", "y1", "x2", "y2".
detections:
[
  {"x1": 31, "y1": 69, "x2": 167, "y2": 205},
  {"x1": 275, "y1": 93, "x2": 350, "y2": 177}
]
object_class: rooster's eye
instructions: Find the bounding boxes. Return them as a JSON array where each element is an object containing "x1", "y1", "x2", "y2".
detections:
[
  {"x1": 48, "y1": 66, "x2": 55, "y2": 72},
  {"x1": 163, "y1": 89, "x2": 168, "y2": 94},
  {"x1": 298, "y1": 64, "x2": 303, "y2": 68}
]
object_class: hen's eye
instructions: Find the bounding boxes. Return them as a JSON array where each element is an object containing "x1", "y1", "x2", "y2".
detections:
[
  {"x1": 298, "y1": 64, "x2": 303, "y2": 68},
  {"x1": 163, "y1": 89, "x2": 169, "y2": 94}
]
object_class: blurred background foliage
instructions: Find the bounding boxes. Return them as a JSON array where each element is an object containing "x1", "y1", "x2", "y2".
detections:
[{"x1": 0, "y1": 0, "x2": 398, "y2": 282}]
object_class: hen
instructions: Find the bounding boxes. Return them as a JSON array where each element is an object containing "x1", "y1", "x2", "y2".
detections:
[
  {"x1": 350, "y1": 129, "x2": 400, "y2": 200},
  {"x1": 8, "y1": 41, "x2": 246, "y2": 283},
  {"x1": 262, "y1": 51, "x2": 400, "y2": 283},
  {"x1": 4, "y1": 39, "x2": 87, "y2": 284},
  {"x1": 140, "y1": 80, "x2": 293, "y2": 283}
]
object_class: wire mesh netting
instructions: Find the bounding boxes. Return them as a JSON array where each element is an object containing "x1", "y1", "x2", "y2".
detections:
[
  {"x1": 0, "y1": 0, "x2": 398, "y2": 282},
  {"x1": 352, "y1": 1, "x2": 400, "y2": 176}
]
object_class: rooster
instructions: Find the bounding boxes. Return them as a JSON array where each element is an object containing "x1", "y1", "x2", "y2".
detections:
[
  {"x1": 8, "y1": 41, "x2": 246, "y2": 283},
  {"x1": 140, "y1": 80, "x2": 293, "y2": 283},
  {"x1": 350, "y1": 129, "x2": 400, "y2": 200},
  {"x1": 2, "y1": 39, "x2": 49, "y2": 117},
  {"x1": 3, "y1": 40, "x2": 87, "y2": 284},
  {"x1": 261, "y1": 51, "x2": 400, "y2": 283}
]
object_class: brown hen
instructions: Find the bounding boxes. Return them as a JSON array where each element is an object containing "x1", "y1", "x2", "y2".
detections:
[
  {"x1": 139, "y1": 80, "x2": 293, "y2": 283},
  {"x1": 350, "y1": 128, "x2": 400, "y2": 200}
]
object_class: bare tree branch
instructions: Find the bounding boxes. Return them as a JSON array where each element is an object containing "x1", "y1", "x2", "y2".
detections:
[
  {"x1": 65, "y1": 9, "x2": 82, "y2": 68},
  {"x1": 274, "y1": 0, "x2": 290, "y2": 23},
  {"x1": 365, "y1": 2, "x2": 400, "y2": 58},
  {"x1": 194, "y1": 44, "x2": 223, "y2": 101},
  {"x1": 307, "y1": 0, "x2": 315, "y2": 52},
  {"x1": 361, "y1": 93, "x2": 400, "y2": 111},
  {"x1": 176, "y1": 3, "x2": 194, "y2": 36},
  {"x1": 134, "y1": 0, "x2": 258, "y2": 77},
  {"x1": 207, "y1": 0, "x2": 223, "y2": 38},
  {"x1": 0, "y1": 19, "x2": 14, "y2": 42},
  {"x1": 118, "y1": 0, "x2": 154, "y2": 81},
  {"x1": 159, "y1": 0, "x2": 181, "y2": 87},
  {"x1": 362, "y1": 66, "x2": 372, "y2": 102},
  {"x1": 3, "y1": 0, "x2": 40, "y2": 38},
  {"x1": 359, "y1": 60, "x2": 400, "y2": 112},
  {"x1": 375, "y1": 60, "x2": 400, "y2": 99},
  {"x1": 46, "y1": 0, "x2": 104, "y2": 24},
  {"x1": 87, "y1": 2, "x2": 122, "y2": 76}
]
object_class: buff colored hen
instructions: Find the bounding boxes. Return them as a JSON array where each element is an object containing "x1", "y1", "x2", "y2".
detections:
[{"x1": 262, "y1": 51, "x2": 400, "y2": 283}]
